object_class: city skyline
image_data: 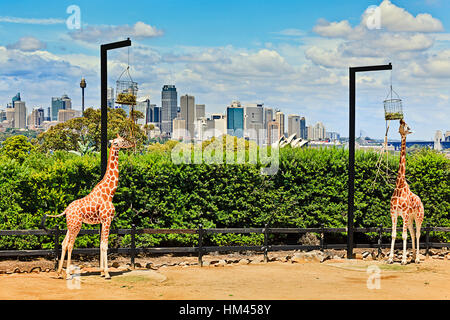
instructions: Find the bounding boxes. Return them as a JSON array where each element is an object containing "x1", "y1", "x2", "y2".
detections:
[{"x1": 0, "y1": 0, "x2": 449, "y2": 140}]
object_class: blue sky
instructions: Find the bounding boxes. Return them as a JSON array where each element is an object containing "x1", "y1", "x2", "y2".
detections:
[{"x1": 0, "y1": 0, "x2": 449, "y2": 140}]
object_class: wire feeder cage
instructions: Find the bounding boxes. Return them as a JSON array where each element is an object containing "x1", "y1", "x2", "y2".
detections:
[
  {"x1": 383, "y1": 86, "x2": 404, "y2": 121},
  {"x1": 116, "y1": 66, "x2": 138, "y2": 147},
  {"x1": 116, "y1": 66, "x2": 138, "y2": 106}
]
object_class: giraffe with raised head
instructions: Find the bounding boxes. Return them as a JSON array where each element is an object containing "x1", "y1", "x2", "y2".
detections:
[
  {"x1": 45, "y1": 134, "x2": 133, "y2": 279},
  {"x1": 388, "y1": 119, "x2": 424, "y2": 265}
]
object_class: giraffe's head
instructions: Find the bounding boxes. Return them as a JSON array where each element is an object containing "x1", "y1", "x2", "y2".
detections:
[
  {"x1": 110, "y1": 134, "x2": 134, "y2": 149},
  {"x1": 399, "y1": 119, "x2": 413, "y2": 137}
]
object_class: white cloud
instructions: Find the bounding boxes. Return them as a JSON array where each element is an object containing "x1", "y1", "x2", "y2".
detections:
[
  {"x1": 313, "y1": 19, "x2": 354, "y2": 38},
  {"x1": 0, "y1": 16, "x2": 64, "y2": 25},
  {"x1": 7, "y1": 37, "x2": 47, "y2": 52},
  {"x1": 364, "y1": 0, "x2": 444, "y2": 32},
  {"x1": 69, "y1": 21, "x2": 164, "y2": 43}
]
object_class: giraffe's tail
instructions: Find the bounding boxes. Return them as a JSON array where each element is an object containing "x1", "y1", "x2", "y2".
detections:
[{"x1": 40, "y1": 211, "x2": 67, "y2": 230}]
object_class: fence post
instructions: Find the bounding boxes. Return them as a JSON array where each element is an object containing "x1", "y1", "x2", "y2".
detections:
[
  {"x1": 198, "y1": 224, "x2": 204, "y2": 267},
  {"x1": 53, "y1": 226, "x2": 60, "y2": 270},
  {"x1": 263, "y1": 224, "x2": 269, "y2": 263},
  {"x1": 130, "y1": 224, "x2": 136, "y2": 269},
  {"x1": 425, "y1": 223, "x2": 430, "y2": 257},
  {"x1": 378, "y1": 223, "x2": 383, "y2": 258},
  {"x1": 320, "y1": 224, "x2": 325, "y2": 252}
]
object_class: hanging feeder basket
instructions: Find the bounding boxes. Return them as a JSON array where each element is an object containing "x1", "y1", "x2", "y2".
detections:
[
  {"x1": 383, "y1": 86, "x2": 403, "y2": 121},
  {"x1": 116, "y1": 67, "x2": 138, "y2": 106}
]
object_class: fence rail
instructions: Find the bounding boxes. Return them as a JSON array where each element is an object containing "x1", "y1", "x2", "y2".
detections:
[{"x1": 0, "y1": 224, "x2": 448, "y2": 267}]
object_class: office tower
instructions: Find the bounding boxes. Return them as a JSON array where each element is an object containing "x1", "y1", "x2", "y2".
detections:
[
  {"x1": 300, "y1": 117, "x2": 307, "y2": 139},
  {"x1": 161, "y1": 85, "x2": 178, "y2": 135},
  {"x1": 180, "y1": 95, "x2": 196, "y2": 139},
  {"x1": 107, "y1": 87, "x2": 115, "y2": 108},
  {"x1": 275, "y1": 111, "x2": 285, "y2": 138},
  {"x1": 146, "y1": 104, "x2": 161, "y2": 126},
  {"x1": 288, "y1": 115, "x2": 301, "y2": 138},
  {"x1": 267, "y1": 121, "x2": 280, "y2": 145},
  {"x1": 244, "y1": 103, "x2": 264, "y2": 144},
  {"x1": 51, "y1": 94, "x2": 71, "y2": 121},
  {"x1": 196, "y1": 104, "x2": 205, "y2": 119},
  {"x1": 172, "y1": 118, "x2": 186, "y2": 140},
  {"x1": 136, "y1": 97, "x2": 150, "y2": 126},
  {"x1": 227, "y1": 101, "x2": 244, "y2": 138},
  {"x1": 58, "y1": 109, "x2": 77, "y2": 122},
  {"x1": 0, "y1": 110, "x2": 5, "y2": 122},
  {"x1": 308, "y1": 122, "x2": 326, "y2": 141},
  {"x1": 30, "y1": 107, "x2": 45, "y2": 128},
  {"x1": 47, "y1": 107, "x2": 51, "y2": 122},
  {"x1": 12, "y1": 92, "x2": 21, "y2": 105},
  {"x1": 13, "y1": 101, "x2": 27, "y2": 129}
]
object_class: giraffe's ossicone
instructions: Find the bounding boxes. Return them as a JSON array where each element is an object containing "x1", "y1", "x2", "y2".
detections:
[{"x1": 46, "y1": 134, "x2": 134, "y2": 279}]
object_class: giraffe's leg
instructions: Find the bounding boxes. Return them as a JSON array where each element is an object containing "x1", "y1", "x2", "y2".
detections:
[
  {"x1": 408, "y1": 219, "x2": 416, "y2": 262},
  {"x1": 401, "y1": 219, "x2": 409, "y2": 265},
  {"x1": 101, "y1": 220, "x2": 112, "y2": 280},
  {"x1": 415, "y1": 209, "x2": 423, "y2": 264},
  {"x1": 57, "y1": 231, "x2": 69, "y2": 277},
  {"x1": 65, "y1": 223, "x2": 81, "y2": 280},
  {"x1": 388, "y1": 212, "x2": 397, "y2": 264}
]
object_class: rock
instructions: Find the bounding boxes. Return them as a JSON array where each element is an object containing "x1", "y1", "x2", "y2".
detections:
[
  {"x1": 202, "y1": 261, "x2": 211, "y2": 267},
  {"x1": 111, "y1": 261, "x2": 120, "y2": 268},
  {"x1": 209, "y1": 260, "x2": 220, "y2": 265},
  {"x1": 30, "y1": 267, "x2": 41, "y2": 274},
  {"x1": 362, "y1": 251, "x2": 371, "y2": 259},
  {"x1": 333, "y1": 255, "x2": 342, "y2": 260},
  {"x1": 215, "y1": 260, "x2": 227, "y2": 267},
  {"x1": 13, "y1": 267, "x2": 21, "y2": 273},
  {"x1": 145, "y1": 262, "x2": 153, "y2": 269},
  {"x1": 291, "y1": 251, "x2": 323, "y2": 263},
  {"x1": 238, "y1": 259, "x2": 250, "y2": 265},
  {"x1": 45, "y1": 268, "x2": 51, "y2": 273},
  {"x1": 179, "y1": 262, "x2": 187, "y2": 267},
  {"x1": 134, "y1": 262, "x2": 142, "y2": 268}
]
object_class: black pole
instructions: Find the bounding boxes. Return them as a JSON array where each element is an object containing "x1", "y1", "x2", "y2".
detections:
[
  {"x1": 348, "y1": 63, "x2": 392, "y2": 259},
  {"x1": 100, "y1": 38, "x2": 131, "y2": 177}
]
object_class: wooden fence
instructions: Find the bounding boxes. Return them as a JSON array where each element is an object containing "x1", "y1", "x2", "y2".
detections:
[{"x1": 0, "y1": 224, "x2": 448, "y2": 267}]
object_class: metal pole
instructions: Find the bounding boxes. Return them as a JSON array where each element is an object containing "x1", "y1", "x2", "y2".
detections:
[
  {"x1": 198, "y1": 224, "x2": 204, "y2": 267},
  {"x1": 348, "y1": 69, "x2": 356, "y2": 259},
  {"x1": 131, "y1": 224, "x2": 136, "y2": 269},
  {"x1": 347, "y1": 63, "x2": 392, "y2": 260},
  {"x1": 263, "y1": 224, "x2": 269, "y2": 263},
  {"x1": 100, "y1": 38, "x2": 131, "y2": 177}
]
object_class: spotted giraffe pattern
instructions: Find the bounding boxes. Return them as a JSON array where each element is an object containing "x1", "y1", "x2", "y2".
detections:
[
  {"x1": 388, "y1": 120, "x2": 424, "y2": 265},
  {"x1": 49, "y1": 135, "x2": 133, "y2": 279}
]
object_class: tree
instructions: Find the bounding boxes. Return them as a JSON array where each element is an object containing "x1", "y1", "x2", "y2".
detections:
[
  {"x1": 37, "y1": 107, "x2": 146, "y2": 152},
  {"x1": 0, "y1": 135, "x2": 35, "y2": 163}
]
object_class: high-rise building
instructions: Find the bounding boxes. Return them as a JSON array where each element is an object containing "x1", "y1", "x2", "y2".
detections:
[
  {"x1": 51, "y1": 94, "x2": 71, "y2": 121},
  {"x1": 58, "y1": 109, "x2": 77, "y2": 123},
  {"x1": 300, "y1": 117, "x2": 307, "y2": 139},
  {"x1": 13, "y1": 101, "x2": 27, "y2": 129},
  {"x1": 196, "y1": 104, "x2": 205, "y2": 119},
  {"x1": 172, "y1": 118, "x2": 186, "y2": 140},
  {"x1": 308, "y1": 122, "x2": 326, "y2": 141},
  {"x1": 30, "y1": 107, "x2": 45, "y2": 128},
  {"x1": 5, "y1": 107, "x2": 15, "y2": 127},
  {"x1": 180, "y1": 95, "x2": 196, "y2": 139},
  {"x1": 288, "y1": 115, "x2": 301, "y2": 138},
  {"x1": 227, "y1": 101, "x2": 244, "y2": 138},
  {"x1": 0, "y1": 110, "x2": 6, "y2": 122},
  {"x1": 275, "y1": 111, "x2": 285, "y2": 138},
  {"x1": 244, "y1": 103, "x2": 264, "y2": 144},
  {"x1": 146, "y1": 104, "x2": 161, "y2": 127},
  {"x1": 107, "y1": 87, "x2": 115, "y2": 108},
  {"x1": 161, "y1": 85, "x2": 178, "y2": 135},
  {"x1": 136, "y1": 97, "x2": 150, "y2": 126},
  {"x1": 267, "y1": 121, "x2": 280, "y2": 145}
]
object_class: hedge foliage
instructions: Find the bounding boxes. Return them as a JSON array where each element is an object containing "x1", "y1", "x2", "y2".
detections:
[{"x1": 0, "y1": 146, "x2": 448, "y2": 250}]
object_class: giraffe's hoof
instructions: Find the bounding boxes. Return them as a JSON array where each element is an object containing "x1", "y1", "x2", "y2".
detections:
[
  {"x1": 66, "y1": 274, "x2": 73, "y2": 280},
  {"x1": 415, "y1": 258, "x2": 420, "y2": 264},
  {"x1": 104, "y1": 274, "x2": 111, "y2": 280},
  {"x1": 387, "y1": 258, "x2": 394, "y2": 264},
  {"x1": 401, "y1": 259, "x2": 408, "y2": 265}
]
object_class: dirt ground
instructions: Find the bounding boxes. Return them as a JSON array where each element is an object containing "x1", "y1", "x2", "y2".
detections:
[{"x1": 0, "y1": 258, "x2": 449, "y2": 300}]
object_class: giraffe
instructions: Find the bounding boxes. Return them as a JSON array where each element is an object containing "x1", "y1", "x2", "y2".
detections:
[
  {"x1": 388, "y1": 119, "x2": 424, "y2": 265},
  {"x1": 45, "y1": 134, "x2": 133, "y2": 279}
]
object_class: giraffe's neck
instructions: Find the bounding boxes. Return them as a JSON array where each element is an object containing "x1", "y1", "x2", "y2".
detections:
[
  {"x1": 97, "y1": 145, "x2": 120, "y2": 195},
  {"x1": 396, "y1": 135, "x2": 406, "y2": 189}
]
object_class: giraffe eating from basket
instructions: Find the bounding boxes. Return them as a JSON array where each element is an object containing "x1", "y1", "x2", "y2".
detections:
[
  {"x1": 388, "y1": 119, "x2": 424, "y2": 265},
  {"x1": 45, "y1": 134, "x2": 134, "y2": 279}
]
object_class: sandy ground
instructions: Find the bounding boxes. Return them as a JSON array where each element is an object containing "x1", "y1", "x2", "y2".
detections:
[{"x1": 0, "y1": 259, "x2": 449, "y2": 300}]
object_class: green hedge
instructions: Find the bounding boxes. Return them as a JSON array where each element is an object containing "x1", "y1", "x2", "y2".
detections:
[{"x1": 0, "y1": 147, "x2": 448, "y2": 250}]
